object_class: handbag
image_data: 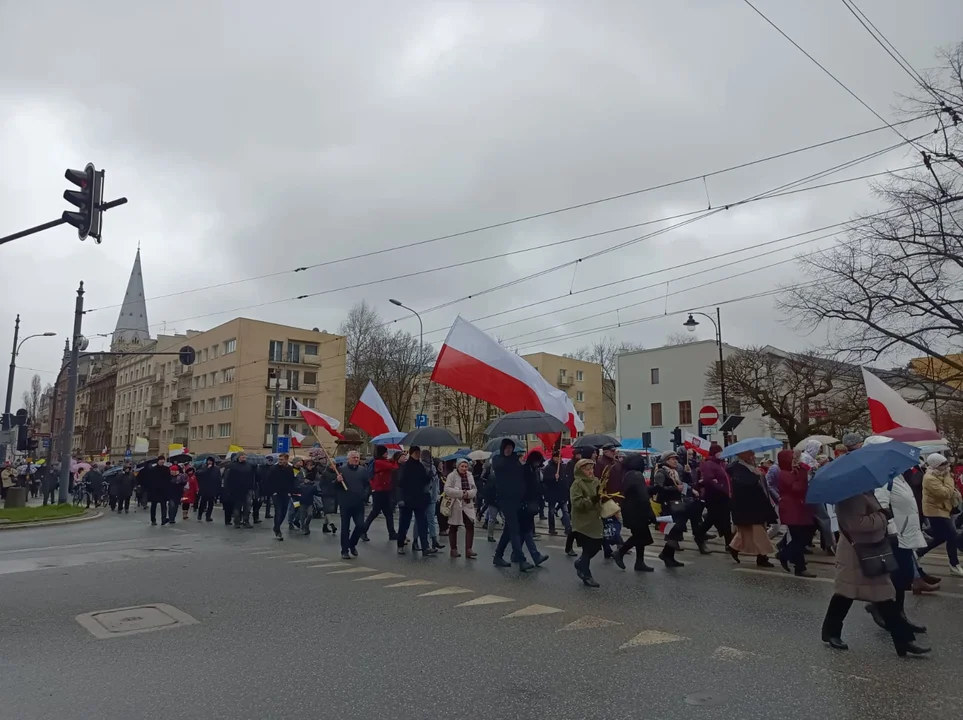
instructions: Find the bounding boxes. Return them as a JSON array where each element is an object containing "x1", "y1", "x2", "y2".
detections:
[
  {"x1": 602, "y1": 516, "x2": 622, "y2": 541},
  {"x1": 600, "y1": 499, "x2": 621, "y2": 519},
  {"x1": 844, "y1": 533, "x2": 899, "y2": 577},
  {"x1": 440, "y1": 495, "x2": 455, "y2": 518}
]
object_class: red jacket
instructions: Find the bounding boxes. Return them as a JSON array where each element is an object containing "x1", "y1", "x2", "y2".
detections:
[
  {"x1": 370, "y1": 458, "x2": 397, "y2": 493},
  {"x1": 182, "y1": 473, "x2": 199, "y2": 504},
  {"x1": 696, "y1": 456, "x2": 731, "y2": 499},
  {"x1": 776, "y1": 450, "x2": 813, "y2": 526}
]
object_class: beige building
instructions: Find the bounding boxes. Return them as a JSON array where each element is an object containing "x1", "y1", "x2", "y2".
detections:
[{"x1": 521, "y1": 352, "x2": 612, "y2": 437}]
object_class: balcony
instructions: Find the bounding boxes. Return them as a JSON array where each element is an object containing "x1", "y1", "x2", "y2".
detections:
[
  {"x1": 147, "y1": 417, "x2": 160, "y2": 428},
  {"x1": 557, "y1": 374, "x2": 573, "y2": 387},
  {"x1": 265, "y1": 377, "x2": 289, "y2": 390},
  {"x1": 300, "y1": 355, "x2": 321, "y2": 367},
  {"x1": 174, "y1": 412, "x2": 188, "y2": 425},
  {"x1": 173, "y1": 436, "x2": 188, "y2": 446},
  {"x1": 149, "y1": 395, "x2": 162, "y2": 407},
  {"x1": 175, "y1": 386, "x2": 190, "y2": 399}
]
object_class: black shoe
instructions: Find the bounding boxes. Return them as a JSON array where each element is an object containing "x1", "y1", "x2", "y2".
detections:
[
  {"x1": 613, "y1": 553, "x2": 626, "y2": 570},
  {"x1": 350, "y1": 547, "x2": 358, "y2": 557},
  {"x1": 795, "y1": 569, "x2": 817, "y2": 578},
  {"x1": 756, "y1": 556, "x2": 774, "y2": 568},
  {"x1": 151, "y1": 521, "x2": 157, "y2": 526},
  {"x1": 566, "y1": 549, "x2": 578, "y2": 557},
  {"x1": 432, "y1": 539, "x2": 445, "y2": 550},
  {"x1": 342, "y1": 552, "x2": 350, "y2": 560},
  {"x1": 826, "y1": 636, "x2": 848, "y2": 651},
  {"x1": 274, "y1": 531, "x2": 283, "y2": 541},
  {"x1": 493, "y1": 557, "x2": 511, "y2": 568},
  {"x1": 329, "y1": 524, "x2": 337, "y2": 533},
  {"x1": 634, "y1": 560, "x2": 655, "y2": 572},
  {"x1": 361, "y1": 534, "x2": 370, "y2": 542},
  {"x1": 518, "y1": 560, "x2": 535, "y2": 572},
  {"x1": 397, "y1": 547, "x2": 406, "y2": 555},
  {"x1": 253, "y1": 519, "x2": 262, "y2": 524},
  {"x1": 205, "y1": 517, "x2": 213, "y2": 522},
  {"x1": 921, "y1": 572, "x2": 941, "y2": 585},
  {"x1": 777, "y1": 551, "x2": 790, "y2": 572},
  {"x1": 697, "y1": 542, "x2": 712, "y2": 556},
  {"x1": 897, "y1": 642, "x2": 931, "y2": 657},
  {"x1": 487, "y1": 535, "x2": 496, "y2": 543},
  {"x1": 241, "y1": 522, "x2": 254, "y2": 529},
  {"x1": 321, "y1": 524, "x2": 330, "y2": 534},
  {"x1": 659, "y1": 551, "x2": 684, "y2": 568},
  {"x1": 533, "y1": 554, "x2": 549, "y2": 567},
  {"x1": 902, "y1": 614, "x2": 927, "y2": 634},
  {"x1": 865, "y1": 604, "x2": 888, "y2": 630}
]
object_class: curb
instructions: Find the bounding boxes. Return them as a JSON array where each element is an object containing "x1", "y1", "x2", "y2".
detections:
[{"x1": 0, "y1": 509, "x2": 103, "y2": 531}]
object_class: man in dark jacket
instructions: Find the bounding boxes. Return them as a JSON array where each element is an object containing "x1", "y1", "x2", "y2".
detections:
[
  {"x1": 396, "y1": 447, "x2": 435, "y2": 556},
  {"x1": 253, "y1": 455, "x2": 276, "y2": 523},
  {"x1": 542, "y1": 450, "x2": 571, "y2": 537},
  {"x1": 491, "y1": 438, "x2": 532, "y2": 571},
  {"x1": 112, "y1": 465, "x2": 136, "y2": 514},
  {"x1": 196, "y1": 457, "x2": 221, "y2": 522},
  {"x1": 225, "y1": 454, "x2": 256, "y2": 528},
  {"x1": 85, "y1": 467, "x2": 105, "y2": 509},
  {"x1": 338, "y1": 450, "x2": 369, "y2": 558},
  {"x1": 594, "y1": 443, "x2": 625, "y2": 497},
  {"x1": 268, "y1": 452, "x2": 297, "y2": 540},
  {"x1": 143, "y1": 456, "x2": 170, "y2": 526}
]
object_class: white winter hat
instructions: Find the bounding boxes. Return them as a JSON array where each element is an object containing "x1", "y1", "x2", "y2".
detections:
[
  {"x1": 862, "y1": 435, "x2": 893, "y2": 446},
  {"x1": 925, "y1": 453, "x2": 948, "y2": 469}
]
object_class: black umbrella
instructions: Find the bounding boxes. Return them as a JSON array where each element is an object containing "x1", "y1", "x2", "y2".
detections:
[
  {"x1": 400, "y1": 427, "x2": 463, "y2": 447},
  {"x1": 484, "y1": 410, "x2": 567, "y2": 437},
  {"x1": 573, "y1": 433, "x2": 620, "y2": 449},
  {"x1": 483, "y1": 436, "x2": 525, "y2": 453}
]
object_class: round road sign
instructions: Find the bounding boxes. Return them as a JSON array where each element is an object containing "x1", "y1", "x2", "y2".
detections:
[
  {"x1": 699, "y1": 405, "x2": 719, "y2": 427},
  {"x1": 179, "y1": 345, "x2": 196, "y2": 366}
]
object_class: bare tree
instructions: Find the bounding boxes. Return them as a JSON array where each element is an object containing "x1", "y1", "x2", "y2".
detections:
[
  {"x1": 705, "y1": 347, "x2": 868, "y2": 446},
  {"x1": 436, "y1": 386, "x2": 489, "y2": 445},
  {"x1": 21, "y1": 373, "x2": 42, "y2": 423},
  {"x1": 781, "y1": 44, "x2": 963, "y2": 377},
  {"x1": 665, "y1": 332, "x2": 698, "y2": 346},
  {"x1": 567, "y1": 337, "x2": 644, "y2": 404}
]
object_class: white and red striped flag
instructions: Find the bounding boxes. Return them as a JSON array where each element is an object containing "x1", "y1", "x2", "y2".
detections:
[
  {"x1": 681, "y1": 430, "x2": 709, "y2": 458},
  {"x1": 289, "y1": 429, "x2": 306, "y2": 448},
  {"x1": 293, "y1": 400, "x2": 344, "y2": 440},
  {"x1": 862, "y1": 367, "x2": 936, "y2": 433},
  {"x1": 349, "y1": 381, "x2": 399, "y2": 437}
]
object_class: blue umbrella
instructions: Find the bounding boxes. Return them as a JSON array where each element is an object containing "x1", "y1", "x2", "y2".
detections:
[
  {"x1": 441, "y1": 449, "x2": 471, "y2": 462},
  {"x1": 719, "y1": 437, "x2": 783, "y2": 459},
  {"x1": 371, "y1": 431, "x2": 407, "y2": 445},
  {"x1": 806, "y1": 441, "x2": 921, "y2": 505}
]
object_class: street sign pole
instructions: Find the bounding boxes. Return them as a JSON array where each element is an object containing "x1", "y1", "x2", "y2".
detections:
[{"x1": 57, "y1": 282, "x2": 84, "y2": 504}]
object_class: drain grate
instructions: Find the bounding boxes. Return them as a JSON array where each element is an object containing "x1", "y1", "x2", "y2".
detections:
[{"x1": 76, "y1": 604, "x2": 198, "y2": 639}]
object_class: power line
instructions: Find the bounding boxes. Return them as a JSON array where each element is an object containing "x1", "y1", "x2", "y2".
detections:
[{"x1": 82, "y1": 114, "x2": 930, "y2": 316}]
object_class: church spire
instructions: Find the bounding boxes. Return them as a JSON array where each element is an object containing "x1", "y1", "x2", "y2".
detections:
[{"x1": 112, "y1": 248, "x2": 151, "y2": 350}]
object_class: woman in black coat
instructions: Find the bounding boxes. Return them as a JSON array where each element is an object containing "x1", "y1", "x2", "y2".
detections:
[
  {"x1": 517, "y1": 452, "x2": 548, "y2": 566},
  {"x1": 615, "y1": 453, "x2": 655, "y2": 572},
  {"x1": 728, "y1": 451, "x2": 777, "y2": 567}
]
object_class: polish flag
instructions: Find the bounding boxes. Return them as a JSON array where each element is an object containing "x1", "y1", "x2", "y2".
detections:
[
  {"x1": 349, "y1": 381, "x2": 399, "y2": 437},
  {"x1": 862, "y1": 368, "x2": 936, "y2": 433},
  {"x1": 431, "y1": 316, "x2": 583, "y2": 438},
  {"x1": 289, "y1": 429, "x2": 306, "y2": 448},
  {"x1": 294, "y1": 400, "x2": 344, "y2": 440},
  {"x1": 682, "y1": 430, "x2": 709, "y2": 458}
]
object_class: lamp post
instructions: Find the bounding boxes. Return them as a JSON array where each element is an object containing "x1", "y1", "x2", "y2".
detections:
[
  {"x1": 389, "y1": 298, "x2": 426, "y2": 414},
  {"x1": 4, "y1": 313, "x2": 56, "y2": 416},
  {"x1": 684, "y1": 307, "x2": 727, "y2": 437}
]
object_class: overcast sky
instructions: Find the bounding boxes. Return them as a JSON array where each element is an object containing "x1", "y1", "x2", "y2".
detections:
[{"x1": 2, "y1": 0, "x2": 962, "y2": 405}]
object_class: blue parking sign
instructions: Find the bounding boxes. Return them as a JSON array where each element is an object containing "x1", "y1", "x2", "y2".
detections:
[
  {"x1": 275, "y1": 436, "x2": 290, "y2": 453},
  {"x1": 415, "y1": 414, "x2": 428, "y2": 428}
]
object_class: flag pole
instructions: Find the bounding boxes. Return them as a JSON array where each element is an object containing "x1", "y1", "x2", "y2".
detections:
[{"x1": 307, "y1": 424, "x2": 346, "y2": 490}]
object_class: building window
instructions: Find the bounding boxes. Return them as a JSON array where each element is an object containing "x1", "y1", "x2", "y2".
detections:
[
  {"x1": 432, "y1": 413, "x2": 439, "y2": 425},
  {"x1": 305, "y1": 343, "x2": 319, "y2": 356},
  {"x1": 650, "y1": 368, "x2": 660, "y2": 385},
  {"x1": 651, "y1": 402, "x2": 663, "y2": 427},
  {"x1": 218, "y1": 423, "x2": 231, "y2": 438},
  {"x1": 206, "y1": 424, "x2": 215, "y2": 439},
  {"x1": 626, "y1": 403, "x2": 632, "y2": 411},
  {"x1": 201, "y1": 348, "x2": 208, "y2": 363},
  {"x1": 212, "y1": 344, "x2": 219, "y2": 359},
  {"x1": 224, "y1": 338, "x2": 236, "y2": 354},
  {"x1": 191, "y1": 401, "x2": 198, "y2": 414},
  {"x1": 301, "y1": 398, "x2": 316, "y2": 409},
  {"x1": 287, "y1": 342, "x2": 300, "y2": 363},
  {"x1": 679, "y1": 400, "x2": 692, "y2": 426},
  {"x1": 303, "y1": 371, "x2": 317, "y2": 385},
  {"x1": 221, "y1": 367, "x2": 235, "y2": 383},
  {"x1": 190, "y1": 427, "x2": 197, "y2": 440},
  {"x1": 207, "y1": 398, "x2": 215, "y2": 412},
  {"x1": 576, "y1": 370, "x2": 584, "y2": 381},
  {"x1": 576, "y1": 391, "x2": 584, "y2": 402},
  {"x1": 219, "y1": 395, "x2": 233, "y2": 411},
  {"x1": 208, "y1": 372, "x2": 216, "y2": 387},
  {"x1": 268, "y1": 340, "x2": 283, "y2": 362},
  {"x1": 443, "y1": 415, "x2": 452, "y2": 427},
  {"x1": 577, "y1": 410, "x2": 585, "y2": 421}
]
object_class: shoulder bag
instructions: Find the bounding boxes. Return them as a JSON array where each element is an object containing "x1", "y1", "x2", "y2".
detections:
[{"x1": 839, "y1": 498, "x2": 898, "y2": 578}]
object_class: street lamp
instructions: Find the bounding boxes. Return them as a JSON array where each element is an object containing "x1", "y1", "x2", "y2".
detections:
[
  {"x1": 389, "y1": 298, "x2": 426, "y2": 413},
  {"x1": 683, "y1": 307, "x2": 727, "y2": 438},
  {"x1": 4, "y1": 313, "x2": 56, "y2": 415}
]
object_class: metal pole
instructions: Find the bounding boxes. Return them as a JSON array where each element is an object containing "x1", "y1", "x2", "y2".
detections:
[
  {"x1": 126, "y1": 410, "x2": 132, "y2": 455},
  {"x1": 716, "y1": 306, "x2": 728, "y2": 446},
  {"x1": 4, "y1": 314, "x2": 19, "y2": 416},
  {"x1": 271, "y1": 374, "x2": 280, "y2": 453},
  {"x1": 57, "y1": 282, "x2": 84, "y2": 503}
]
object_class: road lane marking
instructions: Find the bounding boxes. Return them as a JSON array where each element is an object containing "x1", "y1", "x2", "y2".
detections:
[
  {"x1": 249, "y1": 550, "x2": 277, "y2": 555},
  {"x1": 734, "y1": 568, "x2": 832, "y2": 583},
  {"x1": 503, "y1": 604, "x2": 563, "y2": 618},
  {"x1": 418, "y1": 586, "x2": 474, "y2": 597},
  {"x1": 280, "y1": 553, "x2": 307, "y2": 558},
  {"x1": 558, "y1": 616, "x2": 622, "y2": 631},
  {"x1": 0, "y1": 538, "x2": 152, "y2": 555},
  {"x1": 307, "y1": 562, "x2": 348, "y2": 568},
  {"x1": 456, "y1": 595, "x2": 514, "y2": 607},
  {"x1": 385, "y1": 579, "x2": 436, "y2": 588},
  {"x1": 619, "y1": 630, "x2": 686, "y2": 649},
  {"x1": 287, "y1": 558, "x2": 327, "y2": 564},
  {"x1": 260, "y1": 553, "x2": 290, "y2": 559},
  {"x1": 353, "y1": 572, "x2": 405, "y2": 582},
  {"x1": 327, "y1": 566, "x2": 377, "y2": 575},
  {"x1": 712, "y1": 646, "x2": 764, "y2": 661}
]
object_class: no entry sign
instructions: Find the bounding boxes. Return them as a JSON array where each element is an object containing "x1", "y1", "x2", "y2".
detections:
[{"x1": 699, "y1": 405, "x2": 720, "y2": 428}]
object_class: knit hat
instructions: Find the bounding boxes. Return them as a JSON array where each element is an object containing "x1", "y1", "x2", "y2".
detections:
[
  {"x1": 660, "y1": 450, "x2": 678, "y2": 462},
  {"x1": 841, "y1": 432, "x2": 863, "y2": 450},
  {"x1": 708, "y1": 442, "x2": 723, "y2": 457},
  {"x1": 926, "y1": 453, "x2": 948, "y2": 469}
]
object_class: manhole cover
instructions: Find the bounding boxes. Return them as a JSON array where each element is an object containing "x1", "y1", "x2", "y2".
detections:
[
  {"x1": 685, "y1": 692, "x2": 724, "y2": 707},
  {"x1": 76, "y1": 604, "x2": 198, "y2": 639}
]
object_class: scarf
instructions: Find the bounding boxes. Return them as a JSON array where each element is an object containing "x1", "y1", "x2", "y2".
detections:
[{"x1": 459, "y1": 472, "x2": 472, "y2": 499}]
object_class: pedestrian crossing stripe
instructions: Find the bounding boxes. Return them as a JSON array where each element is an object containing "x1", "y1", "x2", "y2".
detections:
[
  {"x1": 455, "y1": 595, "x2": 514, "y2": 607},
  {"x1": 327, "y1": 566, "x2": 377, "y2": 575},
  {"x1": 733, "y1": 568, "x2": 832, "y2": 583},
  {"x1": 385, "y1": 579, "x2": 436, "y2": 588},
  {"x1": 417, "y1": 586, "x2": 474, "y2": 597},
  {"x1": 260, "y1": 553, "x2": 289, "y2": 559},
  {"x1": 287, "y1": 558, "x2": 325, "y2": 564},
  {"x1": 711, "y1": 646, "x2": 759, "y2": 661},
  {"x1": 307, "y1": 562, "x2": 348, "y2": 568},
  {"x1": 353, "y1": 572, "x2": 405, "y2": 582},
  {"x1": 558, "y1": 616, "x2": 622, "y2": 631},
  {"x1": 503, "y1": 604, "x2": 563, "y2": 618},
  {"x1": 249, "y1": 550, "x2": 277, "y2": 555},
  {"x1": 619, "y1": 630, "x2": 686, "y2": 649},
  {"x1": 280, "y1": 553, "x2": 307, "y2": 558}
]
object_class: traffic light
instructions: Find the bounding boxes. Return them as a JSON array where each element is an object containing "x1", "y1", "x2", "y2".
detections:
[
  {"x1": 671, "y1": 427, "x2": 682, "y2": 448},
  {"x1": 62, "y1": 163, "x2": 104, "y2": 242}
]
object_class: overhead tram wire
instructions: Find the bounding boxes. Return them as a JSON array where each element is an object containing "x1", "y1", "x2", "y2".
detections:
[{"x1": 82, "y1": 114, "x2": 931, "y2": 317}]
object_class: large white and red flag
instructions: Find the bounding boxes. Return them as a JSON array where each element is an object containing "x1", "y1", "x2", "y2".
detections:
[
  {"x1": 861, "y1": 368, "x2": 936, "y2": 433},
  {"x1": 349, "y1": 381, "x2": 399, "y2": 437},
  {"x1": 294, "y1": 400, "x2": 344, "y2": 440},
  {"x1": 681, "y1": 430, "x2": 710, "y2": 458},
  {"x1": 431, "y1": 316, "x2": 585, "y2": 437},
  {"x1": 289, "y1": 429, "x2": 306, "y2": 448}
]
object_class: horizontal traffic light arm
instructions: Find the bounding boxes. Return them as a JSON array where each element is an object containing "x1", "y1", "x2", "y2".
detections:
[{"x1": 0, "y1": 197, "x2": 128, "y2": 246}]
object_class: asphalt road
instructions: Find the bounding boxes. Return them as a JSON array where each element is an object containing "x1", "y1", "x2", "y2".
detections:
[{"x1": 2, "y1": 509, "x2": 961, "y2": 720}]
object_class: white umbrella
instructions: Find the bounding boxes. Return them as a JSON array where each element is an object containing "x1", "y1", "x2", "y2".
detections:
[
  {"x1": 793, "y1": 435, "x2": 839, "y2": 451},
  {"x1": 467, "y1": 450, "x2": 491, "y2": 461}
]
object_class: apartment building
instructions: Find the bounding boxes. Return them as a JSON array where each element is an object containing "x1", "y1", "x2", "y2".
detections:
[{"x1": 521, "y1": 352, "x2": 612, "y2": 437}]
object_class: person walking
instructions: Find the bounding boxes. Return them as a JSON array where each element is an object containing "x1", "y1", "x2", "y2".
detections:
[
  {"x1": 253, "y1": 455, "x2": 275, "y2": 524},
  {"x1": 695, "y1": 442, "x2": 734, "y2": 550},
  {"x1": 820, "y1": 490, "x2": 929, "y2": 656},
  {"x1": 444, "y1": 457, "x2": 478, "y2": 558},
  {"x1": 728, "y1": 450, "x2": 777, "y2": 567},
  {"x1": 614, "y1": 453, "x2": 655, "y2": 572},
  {"x1": 916, "y1": 453, "x2": 963, "y2": 576},
  {"x1": 519, "y1": 451, "x2": 549, "y2": 566},
  {"x1": 775, "y1": 450, "x2": 816, "y2": 577},
  {"x1": 364, "y1": 445, "x2": 399, "y2": 541},
  {"x1": 562, "y1": 446, "x2": 583, "y2": 557},
  {"x1": 491, "y1": 438, "x2": 532, "y2": 571},
  {"x1": 225, "y1": 453, "x2": 256, "y2": 528},
  {"x1": 268, "y1": 452, "x2": 297, "y2": 541},
  {"x1": 296, "y1": 466, "x2": 319, "y2": 536},
  {"x1": 113, "y1": 465, "x2": 135, "y2": 513},
  {"x1": 336, "y1": 451, "x2": 368, "y2": 558},
  {"x1": 397, "y1": 447, "x2": 435, "y2": 556},
  {"x1": 419, "y1": 450, "x2": 444, "y2": 551},
  {"x1": 653, "y1": 451, "x2": 701, "y2": 568},
  {"x1": 143, "y1": 456, "x2": 170, "y2": 526},
  {"x1": 543, "y1": 450, "x2": 572, "y2": 538},
  {"x1": 196, "y1": 456, "x2": 220, "y2": 522},
  {"x1": 181, "y1": 466, "x2": 198, "y2": 520},
  {"x1": 167, "y1": 464, "x2": 187, "y2": 525},
  {"x1": 570, "y1": 458, "x2": 604, "y2": 587}
]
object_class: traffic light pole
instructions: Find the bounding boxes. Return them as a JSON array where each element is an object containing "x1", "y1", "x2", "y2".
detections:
[
  {"x1": 4, "y1": 314, "x2": 19, "y2": 416},
  {"x1": 57, "y1": 283, "x2": 85, "y2": 504},
  {"x1": 0, "y1": 197, "x2": 128, "y2": 247},
  {"x1": 271, "y1": 375, "x2": 281, "y2": 453}
]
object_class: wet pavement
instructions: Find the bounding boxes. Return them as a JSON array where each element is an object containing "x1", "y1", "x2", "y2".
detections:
[{"x1": 2, "y1": 510, "x2": 961, "y2": 719}]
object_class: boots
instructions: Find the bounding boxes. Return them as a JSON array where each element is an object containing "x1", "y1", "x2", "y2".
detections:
[
  {"x1": 465, "y1": 522, "x2": 477, "y2": 559},
  {"x1": 659, "y1": 547, "x2": 684, "y2": 568},
  {"x1": 912, "y1": 577, "x2": 939, "y2": 594},
  {"x1": 634, "y1": 556, "x2": 654, "y2": 572},
  {"x1": 756, "y1": 555, "x2": 774, "y2": 568},
  {"x1": 449, "y1": 526, "x2": 461, "y2": 558}
]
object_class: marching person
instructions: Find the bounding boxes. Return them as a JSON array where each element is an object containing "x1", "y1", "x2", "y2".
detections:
[
  {"x1": 114, "y1": 464, "x2": 135, "y2": 513},
  {"x1": 520, "y1": 450, "x2": 548, "y2": 566},
  {"x1": 181, "y1": 466, "x2": 199, "y2": 520},
  {"x1": 364, "y1": 444, "x2": 399, "y2": 541},
  {"x1": 775, "y1": 450, "x2": 816, "y2": 577},
  {"x1": 543, "y1": 449, "x2": 572, "y2": 537},
  {"x1": 268, "y1": 452, "x2": 297, "y2": 541},
  {"x1": 444, "y1": 457, "x2": 478, "y2": 558},
  {"x1": 491, "y1": 438, "x2": 532, "y2": 571},
  {"x1": 728, "y1": 450, "x2": 777, "y2": 567},
  {"x1": 397, "y1": 447, "x2": 435, "y2": 556},
  {"x1": 168, "y1": 464, "x2": 187, "y2": 525},
  {"x1": 614, "y1": 453, "x2": 655, "y2": 572},
  {"x1": 196, "y1": 456, "x2": 220, "y2": 522},
  {"x1": 695, "y1": 442, "x2": 734, "y2": 550},
  {"x1": 916, "y1": 453, "x2": 963, "y2": 576},
  {"x1": 336, "y1": 450, "x2": 368, "y2": 558},
  {"x1": 570, "y1": 457, "x2": 604, "y2": 587},
  {"x1": 225, "y1": 453, "x2": 256, "y2": 529}
]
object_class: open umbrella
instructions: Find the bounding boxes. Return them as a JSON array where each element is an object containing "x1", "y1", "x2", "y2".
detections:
[
  {"x1": 806, "y1": 440, "x2": 921, "y2": 505},
  {"x1": 793, "y1": 435, "x2": 838, "y2": 451},
  {"x1": 484, "y1": 410, "x2": 567, "y2": 437},
  {"x1": 400, "y1": 427, "x2": 463, "y2": 447},
  {"x1": 467, "y1": 450, "x2": 491, "y2": 461},
  {"x1": 440, "y1": 449, "x2": 471, "y2": 462},
  {"x1": 719, "y1": 437, "x2": 783, "y2": 459},
  {"x1": 483, "y1": 436, "x2": 524, "y2": 453},
  {"x1": 371, "y1": 431, "x2": 408, "y2": 445},
  {"x1": 879, "y1": 427, "x2": 944, "y2": 443},
  {"x1": 573, "y1": 433, "x2": 620, "y2": 449}
]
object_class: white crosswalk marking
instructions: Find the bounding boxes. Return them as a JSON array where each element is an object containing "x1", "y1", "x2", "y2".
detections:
[
  {"x1": 417, "y1": 586, "x2": 474, "y2": 597},
  {"x1": 712, "y1": 646, "x2": 760, "y2": 661},
  {"x1": 280, "y1": 553, "x2": 306, "y2": 558},
  {"x1": 385, "y1": 579, "x2": 436, "y2": 588},
  {"x1": 260, "y1": 554, "x2": 289, "y2": 559},
  {"x1": 558, "y1": 616, "x2": 622, "y2": 631},
  {"x1": 619, "y1": 630, "x2": 686, "y2": 649},
  {"x1": 353, "y1": 572, "x2": 405, "y2": 582},
  {"x1": 307, "y1": 562, "x2": 348, "y2": 568},
  {"x1": 287, "y1": 558, "x2": 326, "y2": 564},
  {"x1": 249, "y1": 550, "x2": 277, "y2": 555},
  {"x1": 503, "y1": 604, "x2": 563, "y2": 618},
  {"x1": 734, "y1": 568, "x2": 832, "y2": 583},
  {"x1": 455, "y1": 595, "x2": 514, "y2": 607},
  {"x1": 327, "y1": 566, "x2": 377, "y2": 575}
]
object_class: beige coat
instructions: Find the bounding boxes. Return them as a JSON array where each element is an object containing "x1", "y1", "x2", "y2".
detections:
[
  {"x1": 443, "y1": 470, "x2": 477, "y2": 526},
  {"x1": 833, "y1": 491, "x2": 895, "y2": 603},
  {"x1": 922, "y1": 470, "x2": 956, "y2": 518}
]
